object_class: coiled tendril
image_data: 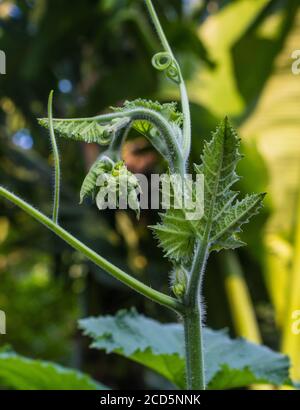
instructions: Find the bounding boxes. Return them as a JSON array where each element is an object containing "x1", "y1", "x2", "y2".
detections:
[{"x1": 151, "y1": 52, "x2": 181, "y2": 85}]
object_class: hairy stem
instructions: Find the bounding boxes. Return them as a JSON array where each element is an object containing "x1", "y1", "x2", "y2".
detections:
[
  {"x1": 187, "y1": 239, "x2": 209, "y2": 306},
  {"x1": 183, "y1": 302, "x2": 205, "y2": 390},
  {"x1": 145, "y1": 0, "x2": 205, "y2": 389},
  {"x1": 105, "y1": 122, "x2": 132, "y2": 162},
  {"x1": 183, "y1": 239, "x2": 210, "y2": 390},
  {"x1": 52, "y1": 107, "x2": 185, "y2": 175},
  {"x1": 0, "y1": 186, "x2": 184, "y2": 314},
  {"x1": 47, "y1": 90, "x2": 60, "y2": 224},
  {"x1": 144, "y1": 0, "x2": 191, "y2": 160},
  {"x1": 96, "y1": 107, "x2": 184, "y2": 174}
]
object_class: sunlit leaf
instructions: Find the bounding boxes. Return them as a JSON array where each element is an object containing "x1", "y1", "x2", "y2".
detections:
[{"x1": 79, "y1": 309, "x2": 290, "y2": 389}]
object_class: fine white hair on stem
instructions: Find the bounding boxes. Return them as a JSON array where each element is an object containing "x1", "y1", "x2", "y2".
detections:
[
  {"x1": 47, "y1": 90, "x2": 61, "y2": 224},
  {"x1": 144, "y1": 0, "x2": 191, "y2": 162}
]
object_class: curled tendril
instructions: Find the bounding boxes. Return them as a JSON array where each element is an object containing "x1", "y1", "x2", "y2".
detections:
[{"x1": 151, "y1": 52, "x2": 181, "y2": 85}]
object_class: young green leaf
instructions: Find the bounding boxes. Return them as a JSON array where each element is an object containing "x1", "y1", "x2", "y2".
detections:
[
  {"x1": 80, "y1": 157, "x2": 113, "y2": 203},
  {"x1": 79, "y1": 309, "x2": 291, "y2": 390},
  {"x1": 38, "y1": 117, "x2": 130, "y2": 145},
  {"x1": 39, "y1": 99, "x2": 185, "y2": 173},
  {"x1": 113, "y1": 99, "x2": 183, "y2": 158},
  {"x1": 151, "y1": 118, "x2": 265, "y2": 263},
  {"x1": 151, "y1": 209, "x2": 197, "y2": 263},
  {"x1": 115, "y1": 99, "x2": 183, "y2": 125}
]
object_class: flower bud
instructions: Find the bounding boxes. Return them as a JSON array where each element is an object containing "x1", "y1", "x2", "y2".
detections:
[
  {"x1": 87, "y1": 161, "x2": 141, "y2": 218},
  {"x1": 171, "y1": 266, "x2": 188, "y2": 300}
]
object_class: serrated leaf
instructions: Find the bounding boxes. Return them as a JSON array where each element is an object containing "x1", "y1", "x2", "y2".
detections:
[
  {"x1": 80, "y1": 158, "x2": 113, "y2": 203},
  {"x1": 211, "y1": 193, "x2": 266, "y2": 245},
  {"x1": 152, "y1": 118, "x2": 265, "y2": 262},
  {"x1": 79, "y1": 309, "x2": 291, "y2": 390},
  {"x1": 115, "y1": 99, "x2": 183, "y2": 125},
  {"x1": 0, "y1": 350, "x2": 105, "y2": 390},
  {"x1": 150, "y1": 173, "x2": 200, "y2": 263},
  {"x1": 210, "y1": 235, "x2": 246, "y2": 252},
  {"x1": 38, "y1": 117, "x2": 130, "y2": 145},
  {"x1": 150, "y1": 209, "x2": 197, "y2": 262},
  {"x1": 198, "y1": 119, "x2": 265, "y2": 249}
]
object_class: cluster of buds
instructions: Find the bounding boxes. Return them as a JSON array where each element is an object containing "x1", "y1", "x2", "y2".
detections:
[
  {"x1": 80, "y1": 158, "x2": 141, "y2": 218},
  {"x1": 96, "y1": 161, "x2": 141, "y2": 218}
]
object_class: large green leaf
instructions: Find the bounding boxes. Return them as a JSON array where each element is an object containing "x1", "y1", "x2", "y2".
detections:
[
  {"x1": 0, "y1": 349, "x2": 104, "y2": 390},
  {"x1": 79, "y1": 309, "x2": 290, "y2": 389}
]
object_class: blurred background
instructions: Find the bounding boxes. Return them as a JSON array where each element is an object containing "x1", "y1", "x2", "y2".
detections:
[{"x1": 0, "y1": 0, "x2": 300, "y2": 389}]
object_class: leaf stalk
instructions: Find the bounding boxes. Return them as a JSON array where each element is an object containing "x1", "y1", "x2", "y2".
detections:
[{"x1": 0, "y1": 186, "x2": 184, "y2": 314}]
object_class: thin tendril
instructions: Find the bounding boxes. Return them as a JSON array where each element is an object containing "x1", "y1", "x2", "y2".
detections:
[
  {"x1": 144, "y1": 0, "x2": 191, "y2": 162},
  {"x1": 152, "y1": 52, "x2": 181, "y2": 84},
  {"x1": 48, "y1": 90, "x2": 61, "y2": 224}
]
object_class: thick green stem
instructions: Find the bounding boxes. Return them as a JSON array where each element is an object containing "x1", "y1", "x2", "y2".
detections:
[
  {"x1": 187, "y1": 239, "x2": 209, "y2": 306},
  {"x1": 183, "y1": 302, "x2": 205, "y2": 390},
  {"x1": 184, "y1": 239, "x2": 210, "y2": 390},
  {"x1": 0, "y1": 186, "x2": 183, "y2": 314}
]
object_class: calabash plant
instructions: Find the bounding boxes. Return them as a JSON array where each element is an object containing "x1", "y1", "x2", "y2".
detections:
[{"x1": 0, "y1": 0, "x2": 291, "y2": 390}]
